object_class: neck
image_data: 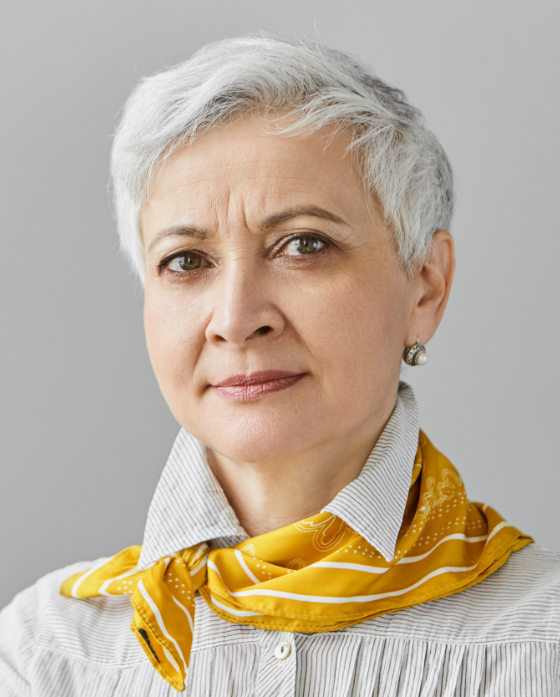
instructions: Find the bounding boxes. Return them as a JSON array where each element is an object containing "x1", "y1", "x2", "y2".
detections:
[{"x1": 206, "y1": 407, "x2": 394, "y2": 538}]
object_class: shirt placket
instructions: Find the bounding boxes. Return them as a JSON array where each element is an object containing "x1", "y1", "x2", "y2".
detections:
[{"x1": 255, "y1": 630, "x2": 297, "y2": 697}]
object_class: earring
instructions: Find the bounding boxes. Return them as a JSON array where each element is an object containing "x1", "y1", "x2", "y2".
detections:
[{"x1": 403, "y1": 340, "x2": 428, "y2": 366}]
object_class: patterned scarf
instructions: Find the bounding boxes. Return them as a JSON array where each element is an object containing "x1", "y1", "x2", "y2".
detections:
[{"x1": 60, "y1": 431, "x2": 531, "y2": 691}]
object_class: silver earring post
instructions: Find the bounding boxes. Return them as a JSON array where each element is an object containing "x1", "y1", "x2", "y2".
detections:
[{"x1": 403, "y1": 340, "x2": 428, "y2": 366}]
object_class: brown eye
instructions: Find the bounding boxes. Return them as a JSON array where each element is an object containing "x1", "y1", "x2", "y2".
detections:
[
  {"x1": 167, "y1": 254, "x2": 203, "y2": 271},
  {"x1": 284, "y1": 236, "x2": 325, "y2": 255}
]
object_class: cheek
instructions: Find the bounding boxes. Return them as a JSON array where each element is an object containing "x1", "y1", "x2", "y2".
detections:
[
  {"x1": 291, "y1": 271, "x2": 410, "y2": 372},
  {"x1": 144, "y1": 290, "x2": 203, "y2": 390}
]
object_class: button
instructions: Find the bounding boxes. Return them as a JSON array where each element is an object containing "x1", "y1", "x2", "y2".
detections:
[{"x1": 274, "y1": 641, "x2": 292, "y2": 660}]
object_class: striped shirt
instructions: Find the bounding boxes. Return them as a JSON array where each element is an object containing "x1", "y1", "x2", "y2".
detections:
[{"x1": 1, "y1": 383, "x2": 559, "y2": 695}]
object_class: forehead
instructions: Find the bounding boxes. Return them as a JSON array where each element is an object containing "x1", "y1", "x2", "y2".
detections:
[{"x1": 141, "y1": 115, "x2": 373, "y2": 232}]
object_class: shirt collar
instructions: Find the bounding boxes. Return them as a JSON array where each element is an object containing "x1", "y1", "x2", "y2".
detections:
[
  {"x1": 323, "y1": 381, "x2": 419, "y2": 561},
  {"x1": 138, "y1": 381, "x2": 419, "y2": 568}
]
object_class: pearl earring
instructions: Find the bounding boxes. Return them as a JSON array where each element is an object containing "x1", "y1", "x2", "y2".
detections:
[{"x1": 403, "y1": 340, "x2": 428, "y2": 366}]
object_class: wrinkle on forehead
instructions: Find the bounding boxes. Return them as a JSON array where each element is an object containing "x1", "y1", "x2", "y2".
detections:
[{"x1": 140, "y1": 114, "x2": 386, "y2": 252}]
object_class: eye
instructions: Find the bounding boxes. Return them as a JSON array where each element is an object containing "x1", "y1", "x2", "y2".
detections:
[
  {"x1": 283, "y1": 235, "x2": 326, "y2": 256},
  {"x1": 165, "y1": 253, "x2": 203, "y2": 272}
]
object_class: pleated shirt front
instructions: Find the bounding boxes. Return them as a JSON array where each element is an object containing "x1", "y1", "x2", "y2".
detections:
[{"x1": 1, "y1": 384, "x2": 560, "y2": 696}]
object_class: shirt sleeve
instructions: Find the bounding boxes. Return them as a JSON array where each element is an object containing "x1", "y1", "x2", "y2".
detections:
[{"x1": 0, "y1": 586, "x2": 37, "y2": 697}]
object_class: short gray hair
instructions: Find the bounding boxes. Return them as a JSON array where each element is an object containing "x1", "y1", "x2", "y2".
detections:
[{"x1": 111, "y1": 35, "x2": 454, "y2": 283}]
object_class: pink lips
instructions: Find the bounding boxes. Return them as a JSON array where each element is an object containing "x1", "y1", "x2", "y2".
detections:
[{"x1": 213, "y1": 370, "x2": 305, "y2": 401}]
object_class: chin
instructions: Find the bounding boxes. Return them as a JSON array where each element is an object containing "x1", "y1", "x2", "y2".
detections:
[{"x1": 192, "y1": 407, "x2": 325, "y2": 464}]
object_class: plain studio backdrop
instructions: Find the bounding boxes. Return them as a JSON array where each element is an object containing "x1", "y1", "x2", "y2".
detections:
[{"x1": 1, "y1": 0, "x2": 559, "y2": 610}]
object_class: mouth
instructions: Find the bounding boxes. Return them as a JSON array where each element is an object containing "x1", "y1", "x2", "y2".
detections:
[{"x1": 212, "y1": 370, "x2": 306, "y2": 401}]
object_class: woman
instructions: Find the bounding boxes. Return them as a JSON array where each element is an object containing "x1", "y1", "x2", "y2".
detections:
[{"x1": 1, "y1": 35, "x2": 559, "y2": 696}]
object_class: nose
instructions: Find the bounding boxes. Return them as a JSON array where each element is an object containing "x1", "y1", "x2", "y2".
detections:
[{"x1": 205, "y1": 262, "x2": 285, "y2": 347}]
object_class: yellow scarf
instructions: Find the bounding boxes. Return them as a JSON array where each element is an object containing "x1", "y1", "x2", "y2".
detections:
[{"x1": 61, "y1": 432, "x2": 531, "y2": 692}]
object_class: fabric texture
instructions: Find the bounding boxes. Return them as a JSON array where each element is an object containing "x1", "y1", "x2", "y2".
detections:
[
  {"x1": 1, "y1": 382, "x2": 559, "y2": 696},
  {"x1": 60, "y1": 430, "x2": 531, "y2": 692}
]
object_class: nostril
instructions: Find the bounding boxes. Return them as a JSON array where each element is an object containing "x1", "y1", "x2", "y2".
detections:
[{"x1": 254, "y1": 325, "x2": 273, "y2": 336}]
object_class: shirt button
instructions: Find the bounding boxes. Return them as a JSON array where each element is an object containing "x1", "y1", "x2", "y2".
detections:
[{"x1": 274, "y1": 641, "x2": 292, "y2": 660}]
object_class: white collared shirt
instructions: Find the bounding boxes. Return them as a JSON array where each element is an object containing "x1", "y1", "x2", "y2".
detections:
[{"x1": 1, "y1": 383, "x2": 560, "y2": 696}]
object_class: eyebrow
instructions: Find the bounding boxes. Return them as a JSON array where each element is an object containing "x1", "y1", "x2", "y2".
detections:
[
  {"x1": 260, "y1": 205, "x2": 348, "y2": 230},
  {"x1": 147, "y1": 205, "x2": 348, "y2": 253},
  {"x1": 147, "y1": 225, "x2": 210, "y2": 253}
]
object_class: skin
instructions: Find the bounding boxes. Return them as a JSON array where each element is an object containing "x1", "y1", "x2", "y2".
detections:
[{"x1": 141, "y1": 114, "x2": 455, "y2": 537}]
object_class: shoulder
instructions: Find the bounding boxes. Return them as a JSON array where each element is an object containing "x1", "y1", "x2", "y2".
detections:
[
  {"x1": 348, "y1": 543, "x2": 560, "y2": 644},
  {"x1": 0, "y1": 558, "x2": 145, "y2": 692},
  {"x1": 463, "y1": 542, "x2": 560, "y2": 637},
  {"x1": 479, "y1": 541, "x2": 560, "y2": 615},
  {"x1": 494, "y1": 541, "x2": 560, "y2": 585}
]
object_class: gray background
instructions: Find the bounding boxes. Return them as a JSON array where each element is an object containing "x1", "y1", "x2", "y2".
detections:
[{"x1": 1, "y1": 0, "x2": 559, "y2": 610}]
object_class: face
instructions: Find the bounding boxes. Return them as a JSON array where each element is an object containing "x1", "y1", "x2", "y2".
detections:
[{"x1": 142, "y1": 115, "x2": 417, "y2": 464}]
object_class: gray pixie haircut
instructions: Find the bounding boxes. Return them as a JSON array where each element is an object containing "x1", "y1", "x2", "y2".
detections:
[{"x1": 111, "y1": 35, "x2": 454, "y2": 283}]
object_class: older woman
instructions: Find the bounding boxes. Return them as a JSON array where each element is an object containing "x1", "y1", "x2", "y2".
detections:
[{"x1": 1, "y1": 35, "x2": 559, "y2": 696}]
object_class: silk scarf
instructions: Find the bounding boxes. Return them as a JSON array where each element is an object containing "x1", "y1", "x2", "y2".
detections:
[{"x1": 61, "y1": 431, "x2": 532, "y2": 691}]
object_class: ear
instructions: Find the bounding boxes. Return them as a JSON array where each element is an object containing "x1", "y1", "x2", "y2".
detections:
[{"x1": 404, "y1": 230, "x2": 455, "y2": 348}]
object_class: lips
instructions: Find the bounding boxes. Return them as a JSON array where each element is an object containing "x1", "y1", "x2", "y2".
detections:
[{"x1": 213, "y1": 370, "x2": 305, "y2": 401}]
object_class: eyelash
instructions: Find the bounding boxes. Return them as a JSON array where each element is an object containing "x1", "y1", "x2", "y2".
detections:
[{"x1": 157, "y1": 234, "x2": 330, "y2": 275}]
